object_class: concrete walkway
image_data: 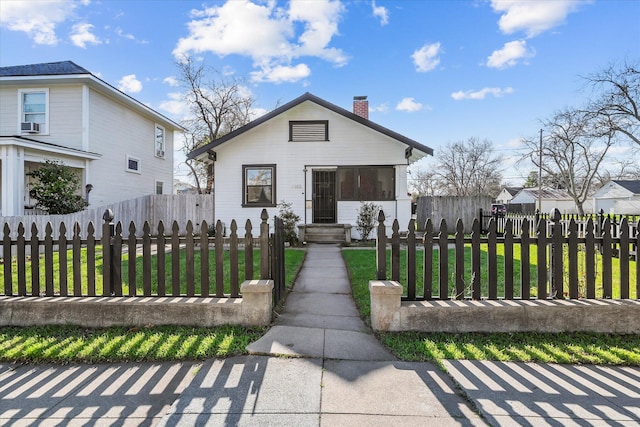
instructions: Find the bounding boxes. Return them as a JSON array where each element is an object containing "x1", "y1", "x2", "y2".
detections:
[{"x1": 1, "y1": 243, "x2": 639, "y2": 426}]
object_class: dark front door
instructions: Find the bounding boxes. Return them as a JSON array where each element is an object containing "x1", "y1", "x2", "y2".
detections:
[{"x1": 312, "y1": 170, "x2": 336, "y2": 223}]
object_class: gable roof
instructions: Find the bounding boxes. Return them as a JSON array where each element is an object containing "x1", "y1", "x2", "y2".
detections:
[
  {"x1": 0, "y1": 61, "x2": 90, "y2": 77},
  {"x1": 513, "y1": 187, "x2": 573, "y2": 201},
  {"x1": 187, "y1": 92, "x2": 433, "y2": 162},
  {"x1": 0, "y1": 61, "x2": 183, "y2": 132},
  {"x1": 502, "y1": 186, "x2": 523, "y2": 196},
  {"x1": 612, "y1": 180, "x2": 640, "y2": 195}
]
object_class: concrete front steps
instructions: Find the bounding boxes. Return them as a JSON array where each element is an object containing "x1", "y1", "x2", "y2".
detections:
[{"x1": 298, "y1": 224, "x2": 352, "y2": 245}]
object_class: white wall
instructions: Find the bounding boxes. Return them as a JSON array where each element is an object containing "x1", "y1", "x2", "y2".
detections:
[{"x1": 213, "y1": 100, "x2": 413, "y2": 233}]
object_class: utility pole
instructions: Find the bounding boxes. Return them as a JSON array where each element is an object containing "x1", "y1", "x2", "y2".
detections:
[{"x1": 538, "y1": 129, "x2": 543, "y2": 213}]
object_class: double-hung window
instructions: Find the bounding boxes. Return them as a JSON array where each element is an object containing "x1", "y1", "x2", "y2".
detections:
[
  {"x1": 243, "y1": 164, "x2": 276, "y2": 207},
  {"x1": 155, "y1": 125, "x2": 165, "y2": 158},
  {"x1": 19, "y1": 89, "x2": 49, "y2": 134}
]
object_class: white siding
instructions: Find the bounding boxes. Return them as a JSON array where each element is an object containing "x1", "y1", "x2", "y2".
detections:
[
  {"x1": 213, "y1": 100, "x2": 412, "y2": 234},
  {"x1": 85, "y1": 88, "x2": 173, "y2": 207}
]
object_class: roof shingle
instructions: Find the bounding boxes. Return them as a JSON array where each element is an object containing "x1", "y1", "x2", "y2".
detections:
[{"x1": 0, "y1": 61, "x2": 90, "y2": 77}]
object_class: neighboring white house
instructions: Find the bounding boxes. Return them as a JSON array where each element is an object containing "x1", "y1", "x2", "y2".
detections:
[
  {"x1": 0, "y1": 61, "x2": 183, "y2": 216},
  {"x1": 187, "y1": 93, "x2": 433, "y2": 239},
  {"x1": 510, "y1": 187, "x2": 592, "y2": 214},
  {"x1": 495, "y1": 186, "x2": 523, "y2": 204},
  {"x1": 592, "y1": 180, "x2": 640, "y2": 214}
]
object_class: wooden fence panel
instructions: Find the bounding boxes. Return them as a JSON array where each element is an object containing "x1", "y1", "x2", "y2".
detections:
[
  {"x1": 157, "y1": 221, "x2": 166, "y2": 297},
  {"x1": 128, "y1": 222, "x2": 137, "y2": 297},
  {"x1": 407, "y1": 220, "x2": 416, "y2": 300},
  {"x1": 454, "y1": 219, "x2": 464, "y2": 299},
  {"x1": 143, "y1": 222, "x2": 153, "y2": 297},
  {"x1": 58, "y1": 223, "x2": 67, "y2": 297},
  {"x1": 45, "y1": 223, "x2": 54, "y2": 296},
  {"x1": 200, "y1": 221, "x2": 209, "y2": 297},
  {"x1": 215, "y1": 220, "x2": 224, "y2": 297},
  {"x1": 73, "y1": 223, "x2": 82, "y2": 297},
  {"x1": 619, "y1": 218, "x2": 629, "y2": 299},
  {"x1": 438, "y1": 219, "x2": 449, "y2": 299},
  {"x1": 536, "y1": 218, "x2": 548, "y2": 299},
  {"x1": 171, "y1": 221, "x2": 180, "y2": 296},
  {"x1": 185, "y1": 221, "x2": 194, "y2": 297},
  {"x1": 487, "y1": 219, "x2": 497, "y2": 300},
  {"x1": 471, "y1": 218, "x2": 481, "y2": 300},
  {"x1": 504, "y1": 220, "x2": 514, "y2": 300},
  {"x1": 87, "y1": 222, "x2": 96, "y2": 297},
  {"x1": 422, "y1": 219, "x2": 433, "y2": 300},
  {"x1": 113, "y1": 222, "x2": 123, "y2": 296},
  {"x1": 520, "y1": 220, "x2": 530, "y2": 299},
  {"x1": 31, "y1": 223, "x2": 40, "y2": 297},
  {"x1": 17, "y1": 223, "x2": 26, "y2": 296},
  {"x1": 230, "y1": 220, "x2": 239, "y2": 298},
  {"x1": 245, "y1": 220, "x2": 254, "y2": 282},
  {"x1": 391, "y1": 220, "x2": 400, "y2": 282},
  {"x1": 585, "y1": 220, "x2": 596, "y2": 298},
  {"x1": 602, "y1": 219, "x2": 612, "y2": 298}
]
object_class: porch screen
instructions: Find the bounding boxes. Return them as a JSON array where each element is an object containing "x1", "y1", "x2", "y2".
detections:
[{"x1": 337, "y1": 166, "x2": 395, "y2": 201}]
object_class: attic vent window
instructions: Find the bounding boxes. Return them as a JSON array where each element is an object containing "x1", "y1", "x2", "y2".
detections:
[{"x1": 289, "y1": 120, "x2": 328, "y2": 141}]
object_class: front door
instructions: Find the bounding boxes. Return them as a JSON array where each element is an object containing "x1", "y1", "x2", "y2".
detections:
[{"x1": 312, "y1": 170, "x2": 336, "y2": 223}]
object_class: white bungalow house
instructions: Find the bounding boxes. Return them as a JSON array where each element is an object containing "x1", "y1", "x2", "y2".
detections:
[
  {"x1": 187, "y1": 93, "x2": 433, "y2": 241},
  {"x1": 0, "y1": 61, "x2": 182, "y2": 216},
  {"x1": 592, "y1": 180, "x2": 640, "y2": 214}
]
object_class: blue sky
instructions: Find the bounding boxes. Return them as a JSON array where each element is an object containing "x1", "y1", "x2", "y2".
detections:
[{"x1": 1, "y1": 0, "x2": 639, "y2": 186}]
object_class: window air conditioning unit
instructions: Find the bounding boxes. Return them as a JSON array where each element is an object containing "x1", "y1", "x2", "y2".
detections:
[
  {"x1": 21, "y1": 122, "x2": 40, "y2": 133},
  {"x1": 157, "y1": 150, "x2": 165, "y2": 157}
]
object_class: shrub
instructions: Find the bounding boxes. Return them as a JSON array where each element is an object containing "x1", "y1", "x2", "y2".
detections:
[
  {"x1": 27, "y1": 160, "x2": 88, "y2": 214},
  {"x1": 356, "y1": 202, "x2": 381, "y2": 241},
  {"x1": 277, "y1": 201, "x2": 301, "y2": 246}
]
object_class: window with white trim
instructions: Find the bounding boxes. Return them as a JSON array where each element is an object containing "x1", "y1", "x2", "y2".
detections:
[
  {"x1": 243, "y1": 164, "x2": 276, "y2": 207},
  {"x1": 19, "y1": 88, "x2": 49, "y2": 134},
  {"x1": 155, "y1": 124, "x2": 165, "y2": 158},
  {"x1": 126, "y1": 155, "x2": 141, "y2": 173}
]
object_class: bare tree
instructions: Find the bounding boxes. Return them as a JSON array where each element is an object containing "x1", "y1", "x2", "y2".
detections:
[
  {"x1": 584, "y1": 60, "x2": 639, "y2": 146},
  {"x1": 422, "y1": 138, "x2": 503, "y2": 197},
  {"x1": 178, "y1": 57, "x2": 255, "y2": 193},
  {"x1": 523, "y1": 107, "x2": 616, "y2": 215}
]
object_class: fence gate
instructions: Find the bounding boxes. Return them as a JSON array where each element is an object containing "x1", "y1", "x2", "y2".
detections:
[{"x1": 271, "y1": 216, "x2": 286, "y2": 305}]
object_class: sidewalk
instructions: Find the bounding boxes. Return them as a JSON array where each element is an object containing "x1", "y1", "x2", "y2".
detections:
[{"x1": 1, "y1": 243, "x2": 639, "y2": 426}]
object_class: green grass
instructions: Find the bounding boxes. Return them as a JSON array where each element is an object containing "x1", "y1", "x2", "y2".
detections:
[
  {"x1": 2, "y1": 248, "x2": 306, "y2": 296},
  {"x1": 342, "y1": 247, "x2": 640, "y2": 366},
  {"x1": 379, "y1": 331, "x2": 640, "y2": 366},
  {"x1": 0, "y1": 325, "x2": 266, "y2": 364}
]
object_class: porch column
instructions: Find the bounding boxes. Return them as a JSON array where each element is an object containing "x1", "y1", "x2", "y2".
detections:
[
  {"x1": 395, "y1": 164, "x2": 411, "y2": 228},
  {"x1": 1, "y1": 146, "x2": 25, "y2": 216}
]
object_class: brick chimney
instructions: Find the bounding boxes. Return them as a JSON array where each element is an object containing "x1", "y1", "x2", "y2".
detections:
[{"x1": 353, "y1": 96, "x2": 368, "y2": 119}]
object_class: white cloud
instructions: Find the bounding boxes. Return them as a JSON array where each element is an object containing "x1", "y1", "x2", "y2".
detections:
[
  {"x1": 370, "y1": 103, "x2": 389, "y2": 113},
  {"x1": 490, "y1": 0, "x2": 586, "y2": 38},
  {"x1": 451, "y1": 87, "x2": 514, "y2": 100},
  {"x1": 163, "y1": 76, "x2": 179, "y2": 87},
  {"x1": 486, "y1": 40, "x2": 535, "y2": 69},
  {"x1": 70, "y1": 23, "x2": 101, "y2": 48},
  {"x1": 118, "y1": 74, "x2": 142, "y2": 94},
  {"x1": 173, "y1": 0, "x2": 346, "y2": 84},
  {"x1": 372, "y1": 1, "x2": 389, "y2": 25},
  {"x1": 250, "y1": 63, "x2": 311, "y2": 83},
  {"x1": 0, "y1": 0, "x2": 79, "y2": 45},
  {"x1": 411, "y1": 42, "x2": 442, "y2": 72},
  {"x1": 159, "y1": 92, "x2": 189, "y2": 119},
  {"x1": 396, "y1": 97, "x2": 423, "y2": 112}
]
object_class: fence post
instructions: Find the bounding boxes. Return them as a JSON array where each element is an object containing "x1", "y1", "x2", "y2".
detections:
[
  {"x1": 260, "y1": 209, "x2": 270, "y2": 279},
  {"x1": 376, "y1": 210, "x2": 387, "y2": 280},
  {"x1": 550, "y1": 208, "x2": 563, "y2": 299},
  {"x1": 101, "y1": 209, "x2": 115, "y2": 296}
]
